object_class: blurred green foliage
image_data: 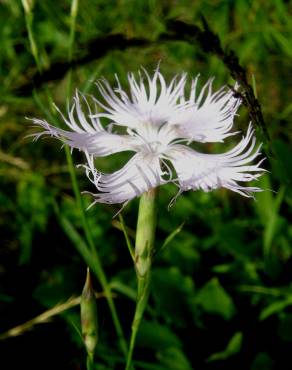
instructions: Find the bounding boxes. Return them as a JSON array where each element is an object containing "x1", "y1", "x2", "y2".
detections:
[{"x1": 0, "y1": 0, "x2": 292, "y2": 369}]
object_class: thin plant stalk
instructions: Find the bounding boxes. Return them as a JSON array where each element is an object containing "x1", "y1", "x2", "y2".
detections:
[
  {"x1": 118, "y1": 214, "x2": 135, "y2": 261},
  {"x1": 65, "y1": 151, "x2": 127, "y2": 357},
  {"x1": 65, "y1": 0, "x2": 128, "y2": 356},
  {"x1": 125, "y1": 188, "x2": 158, "y2": 370},
  {"x1": 23, "y1": 1, "x2": 128, "y2": 358},
  {"x1": 22, "y1": 0, "x2": 42, "y2": 73},
  {"x1": 65, "y1": 1, "x2": 127, "y2": 355},
  {"x1": 67, "y1": 0, "x2": 78, "y2": 97},
  {"x1": 86, "y1": 354, "x2": 94, "y2": 370}
]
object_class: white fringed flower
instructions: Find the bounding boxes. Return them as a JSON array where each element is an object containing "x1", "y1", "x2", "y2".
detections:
[{"x1": 31, "y1": 68, "x2": 265, "y2": 206}]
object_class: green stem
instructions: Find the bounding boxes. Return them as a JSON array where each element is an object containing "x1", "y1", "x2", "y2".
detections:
[
  {"x1": 67, "y1": 0, "x2": 79, "y2": 97},
  {"x1": 126, "y1": 274, "x2": 151, "y2": 370},
  {"x1": 125, "y1": 188, "x2": 158, "y2": 370},
  {"x1": 68, "y1": 0, "x2": 78, "y2": 62},
  {"x1": 65, "y1": 148, "x2": 128, "y2": 358},
  {"x1": 22, "y1": 1, "x2": 42, "y2": 74},
  {"x1": 86, "y1": 353, "x2": 94, "y2": 370}
]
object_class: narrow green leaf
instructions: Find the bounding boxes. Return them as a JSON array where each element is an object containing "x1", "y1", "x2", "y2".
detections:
[
  {"x1": 207, "y1": 332, "x2": 243, "y2": 362},
  {"x1": 118, "y1": 214, "x2": 135, "y2": 260},
  {"x1": 158, "y1": 222, "x2": 184, "y2": 254},
  {"x1": 259, "y1": 297, "x2": 292, "y2": 321}
]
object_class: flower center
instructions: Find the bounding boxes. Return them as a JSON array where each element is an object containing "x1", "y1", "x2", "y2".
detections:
[
  {"x1": 148, "y1": 140, "x2": 163, "y2": 154},
  {"x1": 128, "y1": 123, "x2": 184, "y2": 157},
  {"x1": 137, "y1": 139, "x2": 165, "y2": 157}
]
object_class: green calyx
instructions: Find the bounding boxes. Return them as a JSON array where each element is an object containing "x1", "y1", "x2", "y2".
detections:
[{"x1": 134, "y1": 188, "x2": 158, "y2": 277}]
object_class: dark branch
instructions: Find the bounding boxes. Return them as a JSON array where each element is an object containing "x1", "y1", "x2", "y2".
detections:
[
  {"x1": 15, "y1": 18, "x2": 269, "y2": 143},
  {"x1": 15, "y1": 34, "x2": 150, "y2": 96},
  {"x1": 166, "y1": 19, "x2": 270, "y2": 143}
]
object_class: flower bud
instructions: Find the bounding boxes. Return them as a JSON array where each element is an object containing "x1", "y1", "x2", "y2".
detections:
[{"x1": 80, "y1": 268, "x2": 98, "y2": 355}]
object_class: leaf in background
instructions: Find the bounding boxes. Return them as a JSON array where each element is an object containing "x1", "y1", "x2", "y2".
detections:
[
  {"x1": 271, "y1": 139, "x2": 292, "y2": 185},
  {"x1": 254, "y1": 175, "x2": 275, "y2": 225},
  {"x1": 255, "y1": 176, "x2": 287, "y2": 276},
  {"x1": 33, "y1": 265, "x2": 79, "y2": 307},
  {"x1": 16, "y1": 172, "x2": 51, "y2": 264},
  {"x1": 259, "y1": 296, "x2": 292, "y2": 321},
  {"x1": 157, "y1": 347, "x2": 193, "y2": 370},
  {"x1": 0, "y1": 292, "x2": 14, "y2": 303},
  {"x1": 60, "y1": 195, "x2": 107, "y2": 250},
  {"x1": 137, "y1": 320, "x2": 182, "y2": 350},
  {"x1": 207, "y1": 331, "x2": 242, "y2": 362},
  {"x1": 152, "y1": 267, "x2": 196, "y2": 326},
  {"x1": 160, "y1": 234, "x2": 200, "y2": 275},
  {"x1": 33, "y1": 265, "x2": 83, "y2": 347},
  {"x1": 136, "y1": 321, "x2": 192, "y2": 369},
  {"x1": 278, "y1": 313, "x2": 292, "y2": 342},
  {"x1": 195, "y1": 278, "x2": 236, "y2": 320},
  {"x1": 251, "y1": 352, "x2": 273, "y2": 370},
  {"x1": 214, "y1": 219, "x2": 258, "y2": 258},
  {"x1": 271, "y1": 31, "x2": 292, "y2": 59},
  {"x1": 0, "y1": 190, "x2": 15, "y2": 212}
]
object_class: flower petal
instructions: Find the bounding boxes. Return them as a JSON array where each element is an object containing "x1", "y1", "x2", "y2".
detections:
[
  {"x1": 169, "y1": 78, "x2": 241, "y2": 143},
  {"x1": 166, "y1": 124, "x2": 265, "y2": 197},
  {"x1": 29, "y1": 92, "x2": 138, "y2": 157},
  {"x1": 92, "y1": 68, "x2": 188, "y2": 131},
  {"x1": 82, "y1": 153, "x2": 166, "y2": 204}
]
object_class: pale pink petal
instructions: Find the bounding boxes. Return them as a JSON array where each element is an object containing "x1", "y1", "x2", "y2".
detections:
[
  {"x1": 166, "y1": 124, "x2": 265, "y2": 197},
  {"x1": 169, "y1": 78, "x2": 241, "y2": 143},
  {"x1": 82, "y1": 153, "x2": 166, "y2": 204},
  {"x1": 29, "y1": 92, "x2": 139, "y2": 157}
]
